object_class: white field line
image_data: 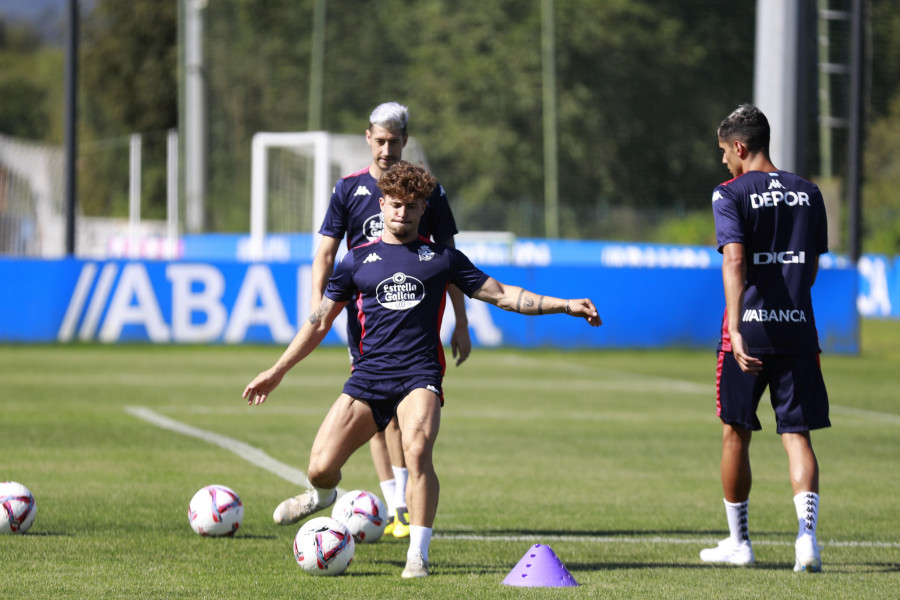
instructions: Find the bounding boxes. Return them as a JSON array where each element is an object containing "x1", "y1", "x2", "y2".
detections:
[
  {"x1": 125, "y1": 407, "x2": 898, "y2": 551},
  {"x1": 434, "y1": 533, "x2": 900, "y2": 549},
  {"x1": 830, "y1": 404, "x2": 900, "y2": 425},
  {"x1": 124, "y1": 405, "x2": 346, "y2": 496}
]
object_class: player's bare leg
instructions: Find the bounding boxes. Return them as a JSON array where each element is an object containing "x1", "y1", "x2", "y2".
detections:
[
  {"x1": 384, "y1": 417, "x2": 411, "y2": 537},
  {"x1": 701, "y1": 423, "x2": 755, "y2": 565},
  {"x1": 721, "y1": 424, "x2": 752, "y2": 502},
  {"x1": 396, "y1": 388, "x2": 441, "y2": 577},
  {"x1": 273, "y1": 394, "x2": 379, "y2": 525},
  {"x1": 370, "y1": 429, "x2": 398, "y2": 534},
  {"x1": 782, "y1": 431, "x2": 822, "y2": 572}
]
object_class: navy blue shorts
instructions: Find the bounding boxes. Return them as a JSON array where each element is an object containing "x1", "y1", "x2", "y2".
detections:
[
  {"x1": 342, "y1": 374, "x2": 444, "y2": 431},
  {"x1": 716, "y1": 351, "x2": 830, "y2": 433}
]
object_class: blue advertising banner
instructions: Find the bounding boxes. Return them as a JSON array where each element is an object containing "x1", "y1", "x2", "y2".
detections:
[{"x1": 0, "y1": 257, "x2": 858, "y2": 353}]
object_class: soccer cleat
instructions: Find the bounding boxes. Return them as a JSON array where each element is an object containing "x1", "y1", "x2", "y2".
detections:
[
  {"x1": 384, "y1": 519, "x2": 395, "y2": 536},
  {"x1": 272, "y1": 489, "x2": 336, "y2": 526},
  {"x1": 793, "y1": 536, "x2": 823, "y2": 573},
  {"x1": 700, "y1": 538, "x2": 755, "y2": 566},
  {"x1": 392, "y1": 506, "x2": 410, "y2": 538},
  {"x1": 401, "y1": 551, "x2": 429, "y2": 578}
]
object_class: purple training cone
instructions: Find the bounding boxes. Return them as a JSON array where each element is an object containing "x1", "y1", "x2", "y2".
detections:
[{"x1": 501, "y1": 543, "x2": 579, "y2": 587}]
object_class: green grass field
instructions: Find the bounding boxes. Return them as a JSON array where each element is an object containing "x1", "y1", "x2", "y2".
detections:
[{"x1": 2, "y1": 320, "x2": 899, "y2": 599}]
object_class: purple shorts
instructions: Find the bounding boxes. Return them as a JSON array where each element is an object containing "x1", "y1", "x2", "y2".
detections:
[
  {"x1": 342, "y1": 374, "x2": 444, "y2": 431},
  {"x1": 716, "y1": 351, "x2": 830, "y2": 433}
]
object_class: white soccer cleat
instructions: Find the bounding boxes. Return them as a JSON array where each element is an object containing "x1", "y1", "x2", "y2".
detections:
[
  {"x1": 700, "y1": 538, "x2": 755, "y2": 566},
  {"x1": 793, "y1": 536, "x2": 822, "y2": 573},
  {"x1": 273, "y1": 490, "x2": 336, "y2": 526},
  {"x1": 401, "y1": 551, "x2": 430, "y2": 578}
]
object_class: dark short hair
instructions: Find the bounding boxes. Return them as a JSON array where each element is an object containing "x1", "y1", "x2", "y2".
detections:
[
  {"x1": 378, "y1": 161, "x2": 436, "y2": 203},
  {"x1": 717, "y1": 104, "x2": 770, "y2": 155}
]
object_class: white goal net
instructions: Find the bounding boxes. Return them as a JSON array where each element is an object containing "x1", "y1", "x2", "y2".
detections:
[
  {"x1": 248, "y1": 131, "x2": 430, "y2": 260},
  {"x1": 0, "y1": 133, "x2": 65, "y2": 257}
]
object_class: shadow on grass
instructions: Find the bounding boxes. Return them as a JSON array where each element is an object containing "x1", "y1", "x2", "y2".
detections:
[{"x1": 438, "y1": 527, "x2": 788, "y2": 538}]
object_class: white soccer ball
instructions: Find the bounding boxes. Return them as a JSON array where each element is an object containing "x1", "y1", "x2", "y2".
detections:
[
  {"x1": 293, "y1": 516, "x2": 355, "y2": 576},
  {"x1": 188, "y1": 484, "x2": 244, "y2": 537},
  {"x1": 0, "y1": 481, "x2": 36, "y2": 534},
  {"x1": 331, "y1": 489, "x2": 388, "y2": 543}
]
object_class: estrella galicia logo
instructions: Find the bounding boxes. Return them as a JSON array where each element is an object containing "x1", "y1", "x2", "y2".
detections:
[
  {"x1": 376, "y1": 272, "x2": 425, "y2": 310},
  {"x1": 363, "y1": 213, "x2": 384, "y2": 241}
]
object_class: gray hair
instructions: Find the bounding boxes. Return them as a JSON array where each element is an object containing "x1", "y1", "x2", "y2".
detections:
[{"x1": 369, "y1": 102, "x2": 409, "y2": 134}]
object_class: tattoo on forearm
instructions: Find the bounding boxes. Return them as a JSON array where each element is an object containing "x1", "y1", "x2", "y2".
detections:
[
  {"x1": 516, "y1": 289, "x2": 525, "y2": 313},
  {"x1": 308, "y1": 298, "x2": 332, "y2": 325},
  {"x1": 523, "y1": 295, "x2": 535, "y2": 312},
  {"x1": 538, "y1": 295, "x2": 545, "y2": 315}
]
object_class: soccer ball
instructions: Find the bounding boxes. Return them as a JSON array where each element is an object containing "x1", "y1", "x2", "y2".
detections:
[
  {"x1": 0, "y1": 481, "x2": 36, "y2": 534},
  {"x1": 188, "y1": 484, "x2": 244, "y2": 537},
  {"x1": 293, "y1": 516, "x2": 355, "y2": 576},
  {"x1": 331, "y1": 489, "x2": 388, "y2": 543}
]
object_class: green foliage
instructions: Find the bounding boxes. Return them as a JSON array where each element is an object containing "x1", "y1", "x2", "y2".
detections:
[
  {"x1": 862, "y1": 95, "x2": 900, "y2": 254},
  {"x1": 2, "y1": 331, "x2": 900, "y2": 598},
  {"x1": 2, "y1": 1, "x2": 900, "y2": 249},
  {"x1": 78, "y1": 0, "x2": 178, "y2": 218},
  {"x1": 0, "y1": 20, "x2": 62, "y2": 140},
  {"x1": 650, "y1": 209, "x2": 717, "y2": 246}
]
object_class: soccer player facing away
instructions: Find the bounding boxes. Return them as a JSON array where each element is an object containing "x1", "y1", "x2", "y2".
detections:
[
  {"x1": 244, "y1": 161, "x2": 601, "y2": 578},
  {"x1": 701, "y1": 104, "x2": 829, "y2": 572},
  {"x1": 309, "y1": 102, "x2": 471, "y2": 538}
]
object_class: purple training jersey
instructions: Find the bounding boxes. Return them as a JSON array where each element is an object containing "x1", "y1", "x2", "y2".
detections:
[
  {"x1": 319, "y1": 167, "x2": 459, "y2": 249},
  {"x1": 324, "y1": 238, "x2": 489, "y2": 379},
  {"x1": 712, "y1": 170, "x2": 828, "y2": 354}
]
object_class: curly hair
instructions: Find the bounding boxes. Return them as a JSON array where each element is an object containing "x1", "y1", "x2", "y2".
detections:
[{"x1": 377, "y1": 161, "x2": 437, "y2": 203}]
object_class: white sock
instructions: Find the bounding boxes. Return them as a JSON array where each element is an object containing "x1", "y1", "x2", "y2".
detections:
[
  {"x1": 313, "y1": 485, "x2": 336, "y2": 508},
  {"x1": 379, "y1": 479, "x2": 396, "y2": 515},
  {"x1": 793, "y1": 492, "x2": 819, "y2": 540},
  {"x1": 408, "y1": 525, "x2": 432, "y2": 562},
  {"x1": 392, "y1": 466, "x2": 409, "y2": 510},
  {"x1": 724, "y1": 499, "x2": 750, "y2": 545}
]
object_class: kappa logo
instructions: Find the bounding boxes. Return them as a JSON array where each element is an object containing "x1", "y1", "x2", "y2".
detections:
[
  {"x1": 712, "y1": 190, "x2": 724, "y2": 202},
  {"x1": 353, "y1": 186, "x2": 373, "y2": 197},
  {"x1": 768, "y1": 178, "x2": 785, "y2": 190},
  {"x1": 417, "y1": 245, "x2": 435, "y2": 262},
  {"x1": 363, "y1": 253, "x2": 382, "y2": 264},
  {"x1": 426, "y1": 385, "x2": 440, "y2": 395}
]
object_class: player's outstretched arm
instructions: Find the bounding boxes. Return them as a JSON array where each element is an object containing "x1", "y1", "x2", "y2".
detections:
[
  {"x1": 243, "y1": 297, "x2": 347, "y2": 405},
  {"x1": 472, "y1": 277, "x2": 601, "y2": 326}
]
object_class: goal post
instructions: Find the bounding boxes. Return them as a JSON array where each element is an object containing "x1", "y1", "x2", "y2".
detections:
[{"x1": 248, "y1": 131, "x2": 431, "y2": 261}]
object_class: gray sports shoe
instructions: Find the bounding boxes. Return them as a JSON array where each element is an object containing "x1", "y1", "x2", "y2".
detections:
[
  {"x1": 401, "y1": 551, "x2": 430, "y2": 578},
  {"x1": 272, "y1": 489, "x2": 336, "y2": 526}
]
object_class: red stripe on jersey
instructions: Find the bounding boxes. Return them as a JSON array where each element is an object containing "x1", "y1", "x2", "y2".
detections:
[
  {"x1": 435, "y1": 283, "x2": 448, "y2": 376},
  {"x1": 355, "y1": 291, "x2": 365, "y2": 363},
  {"x1": 719, "y1": 310, "x2": 732, "y2": 353},
  {"x1": 715, "y1": 350, "x2": 725, "y2": 417},
  {"x1": 343, "y1": 166, "x2": 370, "y2": 179}
]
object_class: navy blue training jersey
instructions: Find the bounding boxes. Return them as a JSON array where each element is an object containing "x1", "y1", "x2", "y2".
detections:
[
  {"x1": 712, "y1": 170, "x2": 828, "y2": 354},
  {"x1": 324, "y1": 238, "x2": 489, "y2": 379},
  {"x1": 319, "y1": 167, "x2": 459, "y2": 249}
]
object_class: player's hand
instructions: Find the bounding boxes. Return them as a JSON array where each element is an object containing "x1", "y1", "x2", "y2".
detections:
[
  {"x1": 568, "y1": 298, "x2": 602, "y2": 327},
  {"x1": 242, "y1": 368, "x2": 285, "y2": 405},
  {"x1": 730, "y1": 331, "x2": 762, "y2": 375},
  {"x1": 450, "y1": 324, "x2": 471, "y2": 366}
]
